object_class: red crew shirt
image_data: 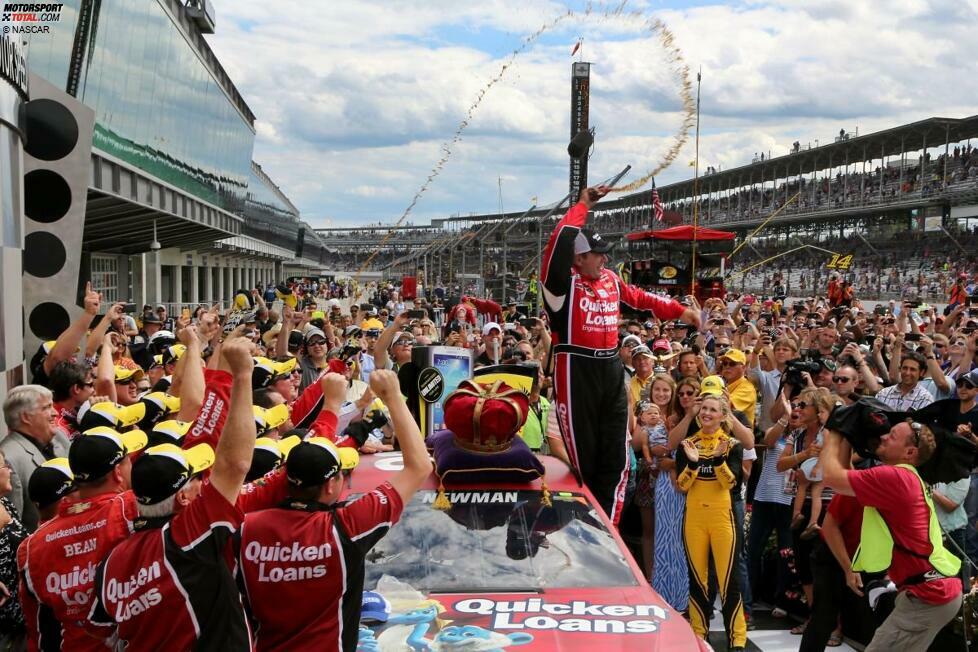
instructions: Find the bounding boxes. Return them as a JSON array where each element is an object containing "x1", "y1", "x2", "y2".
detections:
[
  {"x1": 18, "y1": 491, "x2": 137, "y2": 652},
  {"x1": 848, "y1": 465, "x2": 962, "y2": 604},
  {"x1": 88, "y1": 481, "x2": 251, "y2": 651},
  {"x1": 17, "y1": 467, "x2": 289, "y2": 652},
  {"x1": 238, "y1": 482, "x2": 404, "y2": 651}
]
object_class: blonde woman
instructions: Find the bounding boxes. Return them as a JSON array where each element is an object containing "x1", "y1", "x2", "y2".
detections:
[{"x1": 676, "y1": 393, "x2": 746, "y2": 650}]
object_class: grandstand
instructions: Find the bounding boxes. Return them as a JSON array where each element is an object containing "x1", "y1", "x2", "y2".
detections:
[{"x1": 316, "y1": 115, "x2": 978, "y2": 300}]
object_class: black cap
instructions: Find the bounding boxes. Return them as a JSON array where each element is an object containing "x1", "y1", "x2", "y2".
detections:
[
  {"x1": 69, "y1": 427, "x2": 149, "y2": 483},
  {"x1": 28, "y1": 458, "x2": 76, "y2": 509},
  {"x1": 142, "y1": 313, "x2": 162, "y2": 325},
  {"x1": 287, "y1": 330, "x2": 304, "y2": 351},
  {"x1": 575, "y1": 229, "x2": 614, "y2": 255},
  {"x1": 285, "y1": 438, "x2": 358, "y2": 488}
]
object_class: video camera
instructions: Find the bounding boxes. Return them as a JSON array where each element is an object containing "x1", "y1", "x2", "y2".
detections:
[{"x1": 784, "y1": 359, "x2": 821, "y2": 387}]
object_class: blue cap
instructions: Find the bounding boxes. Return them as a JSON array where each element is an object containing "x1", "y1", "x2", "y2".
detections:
[{"x1": 361, "y1": 591, "x2": 391, "y2": 623}]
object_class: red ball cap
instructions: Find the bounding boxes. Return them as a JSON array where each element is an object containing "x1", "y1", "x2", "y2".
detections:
[{"x1": 444, "y1": 379, "x2": 530, "y2": 453}]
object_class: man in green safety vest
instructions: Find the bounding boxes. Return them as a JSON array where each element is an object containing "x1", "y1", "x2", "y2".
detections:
[{"x1": 820, "y1": 419, "x2": 963, "y2": 651}]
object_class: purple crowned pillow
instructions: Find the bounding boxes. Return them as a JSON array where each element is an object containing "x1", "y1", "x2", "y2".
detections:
[{"x1": 430, "y1": 429, "x2": 545, "y2": 487}]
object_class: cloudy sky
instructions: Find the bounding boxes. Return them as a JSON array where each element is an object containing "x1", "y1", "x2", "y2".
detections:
[{"x1": 207, "y1": 0, "x2": 978, "y2": 228}]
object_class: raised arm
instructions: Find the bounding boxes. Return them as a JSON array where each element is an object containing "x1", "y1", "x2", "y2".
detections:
[
  {"x1": 209, "y1": 337, "x2": 258, "y2": 504},
  {"x1": 370, "y1": 370, "x2": 432, "y2": 503},
  {"x1": 175, "y1": 326, "x2": 204, "y2": 422},
  {"x1": 887, "y1": 333, "x2": 903, "y2": 384},
  {"x1": 919, "y1": 336, "x2": 950, "y2": 394},
  {"x1": 375, "y1": 312, "x2": 410, "y2": 370},
  {"x1": 85, "y1": 302, "x2": 124, "y2": 359},
  {"x1": 818, "y1": 429, "x2": 854, "y2": 497},
  {"x1": 94, "y1": 334, "x2": 117, "y2": 403},
  {"x1": 44, "y1": 282, "x2": 101, "y2": 375},
  {"x1": 275, "y1": 305, "x2": 294, "y2": 360},
  {"x1": 540, "y1": 186, "x2": 607, "y2": 312}
]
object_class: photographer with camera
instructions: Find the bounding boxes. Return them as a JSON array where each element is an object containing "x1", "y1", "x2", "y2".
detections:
[
  {"x1": 769, "y1": 358, "x2": 821, "y2": 424},
  {"x1": 820, "y1": 419, "x2": 963, "y2": 651}
]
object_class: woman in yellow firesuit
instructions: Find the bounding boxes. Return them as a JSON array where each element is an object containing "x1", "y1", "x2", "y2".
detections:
[{"x1": 676, "y1": 393, "x2": 746, "y2": 650}]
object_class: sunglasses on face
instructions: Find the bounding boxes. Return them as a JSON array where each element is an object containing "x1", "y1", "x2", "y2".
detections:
[
  {"x1": 678, "y1": 390, "x2": 696, "y2": 397},
  {"x1": 790, "y1": 401, "x2": 808, "y2": 410},
  {"x1": 957, "y1": 380, "x2": 977, "y2": 391},
  {"x1": 115, "y1": 378, "x2": 136, "y2": 386},
  {"x1": 832, "y1": 376, "x2": 854, "y2": 383},
  {"x1": 307, "y1": 340, "x2": 327, "y2": 347}
]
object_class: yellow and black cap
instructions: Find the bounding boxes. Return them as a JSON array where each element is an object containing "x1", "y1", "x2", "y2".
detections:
[
  {"x1": 131, "y1": 443, "x2": 215, "y2": 505},
  {"x1": 286, "y1": 437, "x2": 359, "y2": 487},
  {"x1": 69, "y1": 427, "x2": 148, "y2": 483}
]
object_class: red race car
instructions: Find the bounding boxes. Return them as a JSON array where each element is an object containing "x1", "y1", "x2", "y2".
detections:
[{"x1": 351, "y1": 453, "x2": 711, "y2": 651}]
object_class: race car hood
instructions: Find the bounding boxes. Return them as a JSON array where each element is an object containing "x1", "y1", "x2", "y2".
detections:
[{"x1": 362, "y1": 585, "x2": 710, "y2": 651}]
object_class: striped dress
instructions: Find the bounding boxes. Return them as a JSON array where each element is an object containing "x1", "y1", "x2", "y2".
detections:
[{"x1": 651, "y1": 454, "x2": 689, "y2": 612}]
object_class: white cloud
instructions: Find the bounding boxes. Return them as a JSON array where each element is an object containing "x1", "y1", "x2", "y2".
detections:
[{"x1": 207, "y1": 0, "x2": 978, "y2": 227}]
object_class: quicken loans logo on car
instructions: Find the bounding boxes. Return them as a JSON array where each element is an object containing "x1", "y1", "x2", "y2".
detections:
[{"x1": 453, "y1": 598, "x2": 669, "y2": 634}]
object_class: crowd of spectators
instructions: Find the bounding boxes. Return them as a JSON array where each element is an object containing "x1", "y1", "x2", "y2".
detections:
[
  {"x1": 665, "y1": 145, "x2": 978, "y2": 226},
  {"x1": 728, "y1": 229, "x2": 978, "y2": 301}
]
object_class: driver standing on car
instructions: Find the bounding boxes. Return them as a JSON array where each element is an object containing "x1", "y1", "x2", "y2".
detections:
[
  {"x1": 237, "y1": 370, "x2": 432, "y2": 652},
  {"x1": 541, "y1": 185, "x2": 700, "y2": 524}
]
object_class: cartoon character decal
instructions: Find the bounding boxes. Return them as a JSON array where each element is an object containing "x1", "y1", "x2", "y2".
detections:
[
  {"x1": 431, "y1": 625, "x2": 533, "y2": 651},
  {"x1": 376, "y1": 602, "x2": 444, "y2": 651}
]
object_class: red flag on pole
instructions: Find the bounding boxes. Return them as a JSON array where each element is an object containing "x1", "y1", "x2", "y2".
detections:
[{"x1": 571, "y1": 40, "x2": 581, "y2": 56}]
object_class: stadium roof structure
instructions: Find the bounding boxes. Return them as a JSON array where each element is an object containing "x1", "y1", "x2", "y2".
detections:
[{"x1": 647, "y1": 114, "x2": 978, "y2": 199}]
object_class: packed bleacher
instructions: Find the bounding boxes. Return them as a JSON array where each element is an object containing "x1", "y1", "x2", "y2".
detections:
[
  {"x1": 666, "y1": 145, "x2": 978, "y2": 225},
  {"x1": 729, "y1": 228, "x2": 978, "y2": 301}
]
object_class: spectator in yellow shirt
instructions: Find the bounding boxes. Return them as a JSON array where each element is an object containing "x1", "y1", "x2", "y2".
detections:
[{"x1": 718, "y1": 348, "x2": 757, "y2": 429}]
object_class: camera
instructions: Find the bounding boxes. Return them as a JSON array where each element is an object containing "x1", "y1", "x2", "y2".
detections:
[{"x1": 784, "y1": 359, "x2": 821, "y2": 387}]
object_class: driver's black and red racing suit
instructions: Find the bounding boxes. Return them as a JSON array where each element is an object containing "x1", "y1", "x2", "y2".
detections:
[{"x1": 541, "y1": 200, "x2": 685, "y2": 524}]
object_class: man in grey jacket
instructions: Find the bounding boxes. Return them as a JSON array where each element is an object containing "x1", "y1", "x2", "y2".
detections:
[{"x1": 0, "y1": 385, "x2": 68, "y2": 531}]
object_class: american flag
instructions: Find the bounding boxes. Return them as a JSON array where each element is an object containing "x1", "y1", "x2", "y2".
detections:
[{"x1": 651, "y1": 179, "x2": 664, "y2": 223}]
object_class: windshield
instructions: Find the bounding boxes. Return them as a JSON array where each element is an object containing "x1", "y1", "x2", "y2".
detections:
[{"x1": 363, "y1": 490, "x2": 638, "y2": 593}]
